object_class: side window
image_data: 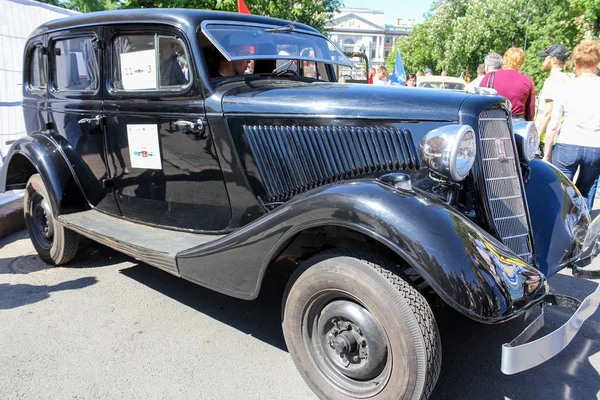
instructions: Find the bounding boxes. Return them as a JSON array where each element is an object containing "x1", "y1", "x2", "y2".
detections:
[
  {"x1": 111, "y1": 33, "x2": 190, "y2": 92},
  {"x1": 27, "y1": 46, "x2": 46, "y2": 91},
  {"x1": 52, "y1": 36, "x2": 99, "y2": 92}
]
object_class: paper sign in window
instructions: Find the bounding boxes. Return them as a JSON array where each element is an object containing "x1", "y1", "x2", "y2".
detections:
[
  {"x1": 127, "y1": 124, "x2": 162, "y2": 170},
  {"x1": 120, "y1": 49, "x2": 156, "y2": 90},
  {"x1": 73, "y1": 52, "x2": 89, "y2": 79}
]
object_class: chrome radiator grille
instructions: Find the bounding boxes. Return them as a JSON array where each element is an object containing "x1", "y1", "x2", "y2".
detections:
[
  {"x1": 478, "y1": 109, "x2": 533, "y2": 263},
  {"x1": 244, "y1": 125, "x2": 419, "y2": 203}
]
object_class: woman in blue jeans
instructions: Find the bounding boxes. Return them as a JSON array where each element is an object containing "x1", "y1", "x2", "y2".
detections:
[{"x1": 543, "y1": 40, "x2": 600, "y2": 210}]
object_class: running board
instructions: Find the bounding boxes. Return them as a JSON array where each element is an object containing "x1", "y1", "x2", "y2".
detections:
[{"x1": 58, "y1": 210, "x2": 223, "y2": 275}]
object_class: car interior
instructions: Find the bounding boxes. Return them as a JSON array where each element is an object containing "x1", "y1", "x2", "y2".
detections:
[{"x1": 199, "y1": 32, "x2": 330, "y2": 81}]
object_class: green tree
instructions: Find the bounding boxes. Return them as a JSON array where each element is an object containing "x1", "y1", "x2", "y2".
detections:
[
  {"x1": 386, "y1": 0, "x2": 470, "y2": 75},
  {"x1": 69, "y1": 0, "x2": 117, "y2": 12},
  {"x1": 39, "y1": 0, "x2": 342, "y2": 33},
  {"x1": 388, "y1": 0, "x2": 600, "y2": 90},
  {"x1": 37, "y1": 0, "x2": 117, "y2": 12},
  {"x1": 38, "y1": 0, "x2": 61, "y2": 6},
  {"x1": 386, "y1": 24, "x2": 436, "y2": 75},
  {"x1": 120, "y1": 0, "x2": 342, "y2": 33}
]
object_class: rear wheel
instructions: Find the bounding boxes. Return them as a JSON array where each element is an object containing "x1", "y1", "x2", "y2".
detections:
[
  {"x1": 24, "y1": 174, "x2": 79, "y2": 265},
  {"x1": 282, "y1": 249, "x2": 441, "y2": 400}
]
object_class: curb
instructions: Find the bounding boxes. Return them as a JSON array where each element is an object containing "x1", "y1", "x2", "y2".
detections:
[{"x1": 0, "y1": 199, "x2": 25, "y2": 239}]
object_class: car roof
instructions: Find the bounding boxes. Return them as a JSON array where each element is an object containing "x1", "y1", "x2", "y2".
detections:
[{"x1": 30, "y1": 8, "x2": 320, "y2": 38}]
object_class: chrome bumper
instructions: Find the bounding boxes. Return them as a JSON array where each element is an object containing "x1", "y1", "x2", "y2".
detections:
[{"x1": 501, "y1": 284, "x2": 600, "y2": 374}]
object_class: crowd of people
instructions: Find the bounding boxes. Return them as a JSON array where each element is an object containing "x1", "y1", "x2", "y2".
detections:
[
  {"x1": 367, "y1": 40, "x2": 600, "y2": 210},
  {"x1": 367, "y1": 65, "x2": 436, "y2": 86},
  {"x1": 540, "y1": 40, "x2": 600, "y2": 209},
  {"x1": 474, "y1": 41, "x2": 600, "y2": 210},
  {"x1": 368, "y1": 65, "x2": 453, "y2": 86}
]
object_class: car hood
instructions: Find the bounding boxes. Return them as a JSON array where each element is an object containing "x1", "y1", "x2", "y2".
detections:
[{"x1": 218, "y1": 79, "x2": 468, "y2": 121}]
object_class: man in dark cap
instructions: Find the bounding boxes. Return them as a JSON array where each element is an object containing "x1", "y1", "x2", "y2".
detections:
[{"x1": 536, "y1": 44, "x2": 572, "y2": 151}]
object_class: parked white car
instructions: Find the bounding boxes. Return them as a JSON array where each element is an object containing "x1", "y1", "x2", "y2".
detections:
[{"x1": 418, "y1": 76, "x2": 467, "y2": 91}]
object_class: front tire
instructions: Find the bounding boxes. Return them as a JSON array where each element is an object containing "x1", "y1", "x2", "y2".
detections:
[
  {"x1": 24, "y1": 174, "x2": 79, "y2": 265},
  {"x1": 282, "y1": 249, "x2": 441, "y2": 400}
]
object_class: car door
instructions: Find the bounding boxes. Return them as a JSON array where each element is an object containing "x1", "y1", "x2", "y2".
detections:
[
  {"x1": 46, "y1": 27, "x2": 120, "y2": 215},
  {"x1": 102, "y1": 24, "x2": 231, "y2": 232}
]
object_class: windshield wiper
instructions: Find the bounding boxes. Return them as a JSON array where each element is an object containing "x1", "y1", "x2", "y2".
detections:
[
  {"x1": 265, "y1": 24, "x2": 295, "y2": 33},
  {"x1": 272, "y1": 60, "x2": 296, "y2": 76}
]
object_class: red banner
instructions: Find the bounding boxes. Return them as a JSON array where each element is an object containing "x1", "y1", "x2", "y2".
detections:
[{"x1": 237, "y1": 0, "x2": 251, "y2": 14}]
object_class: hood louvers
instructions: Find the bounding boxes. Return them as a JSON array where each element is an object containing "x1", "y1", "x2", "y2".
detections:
[{"x1": 244, "y1": 124, "x2": 419, "y2": 204}]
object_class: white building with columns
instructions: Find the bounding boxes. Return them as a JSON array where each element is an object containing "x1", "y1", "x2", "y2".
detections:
[{"x1": 326, "y1": 8, "x2": 415, "y2": 68}]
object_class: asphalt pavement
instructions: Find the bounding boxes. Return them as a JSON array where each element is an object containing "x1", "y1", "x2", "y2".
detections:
[{"x1": 0, "y1": 230, "x2": 598, "y2": 399}]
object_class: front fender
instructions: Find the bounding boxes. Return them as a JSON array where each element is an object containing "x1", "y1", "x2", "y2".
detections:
[
  {"x1": 0, "y1": 135, "x2": 86, "y2": 215},
  {"x1": 177, "y1": 180, "x2": 546, "y2": 323},
  {"x1": 525, "y1": 159, "x2": 591, "y2": 276}
]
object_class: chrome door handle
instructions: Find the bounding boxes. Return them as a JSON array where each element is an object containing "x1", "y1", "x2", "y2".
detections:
[
  {"x1": 78, "y1": 115, "x2": 102, "y2": 125},
  {"x1": 174, "y1": 118, "x2": 207, "y2": 133}
]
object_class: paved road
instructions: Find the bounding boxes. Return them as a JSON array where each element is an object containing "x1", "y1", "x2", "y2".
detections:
[{"x1": 0, "y1": 231, "x2": 598, "y2": 399}]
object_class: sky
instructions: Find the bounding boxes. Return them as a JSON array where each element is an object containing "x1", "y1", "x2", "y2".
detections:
[{"x1": 341, "y1": 0, "x2": 435, "y2": 25}]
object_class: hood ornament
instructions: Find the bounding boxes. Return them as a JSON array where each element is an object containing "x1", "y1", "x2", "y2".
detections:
[{"x1": 495, "y1": 138, "x2": 508, "y2": 162}]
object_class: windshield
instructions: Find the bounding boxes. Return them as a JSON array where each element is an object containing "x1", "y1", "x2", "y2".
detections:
[{"x1": 201, "y1": 21, "x2": 353, "y2": 67}]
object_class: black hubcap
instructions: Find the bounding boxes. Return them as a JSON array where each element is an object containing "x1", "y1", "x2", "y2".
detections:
[
  {"x1": 30, "y1": 194, "x2": 54, "y2": 250},
  {"x1": 319, "y1": 300, "x2": 388, "y2": 380},
  {"x1": 302, "y1": 294, "x2": 392, "y2": 398},
  {"x1": 330, "y1": 330, "x2": 357, "y2": 355}
]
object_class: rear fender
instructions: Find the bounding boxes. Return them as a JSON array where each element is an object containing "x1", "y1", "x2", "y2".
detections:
[
  {"x1": 0, "y1": 135, "x2": 87, "y2": 215},
  {"x1": 177, "y1": 180, "x2": 546, "y2": 322}
]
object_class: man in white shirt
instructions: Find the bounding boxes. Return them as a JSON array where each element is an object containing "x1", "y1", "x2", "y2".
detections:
[
  {"x1": 373, "y1": 66, "x2": 388, "y2": 86},
  {"x1": 535, "y1": 44, "x2": 571, "y2": 147},
  {"x1": 466, "y1": 64, "x2": 485, "y2": 93}
]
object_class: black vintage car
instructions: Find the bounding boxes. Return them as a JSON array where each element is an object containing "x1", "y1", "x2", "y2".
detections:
[{"x1": 1, "y1": 9, "x2": 599, "y2": 400}]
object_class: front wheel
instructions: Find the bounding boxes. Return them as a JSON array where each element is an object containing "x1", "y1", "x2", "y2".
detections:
[
  {"x1": 282, "y1": 249, "x2": 441, "y2": 400},
  {"x1": 24, "y1": 174, "x2": 79, "y2": 265}
]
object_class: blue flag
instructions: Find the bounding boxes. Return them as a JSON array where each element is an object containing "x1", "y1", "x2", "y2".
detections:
[{"x1": 389, "y1": 50, "x2": 407, "y2": 86}]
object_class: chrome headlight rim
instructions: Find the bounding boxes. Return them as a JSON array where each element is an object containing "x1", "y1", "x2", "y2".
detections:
[
  {"x1": 419, "y1": 124, "x2": 477, "y2": 182},
  {"x1": 513, "y1": 121, "x2": 539, "y2": 161},
  {"x1": 449, "y1": 125, "x2": 476, "y2": 181}
]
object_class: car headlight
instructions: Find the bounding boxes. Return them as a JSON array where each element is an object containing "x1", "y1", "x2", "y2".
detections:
[
  {"x1": 420, "y1": 124, "x2": 477, "y2": 182},
  {"x1": 513, "y1": 121, "x2": 539, "y2": 161}
]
